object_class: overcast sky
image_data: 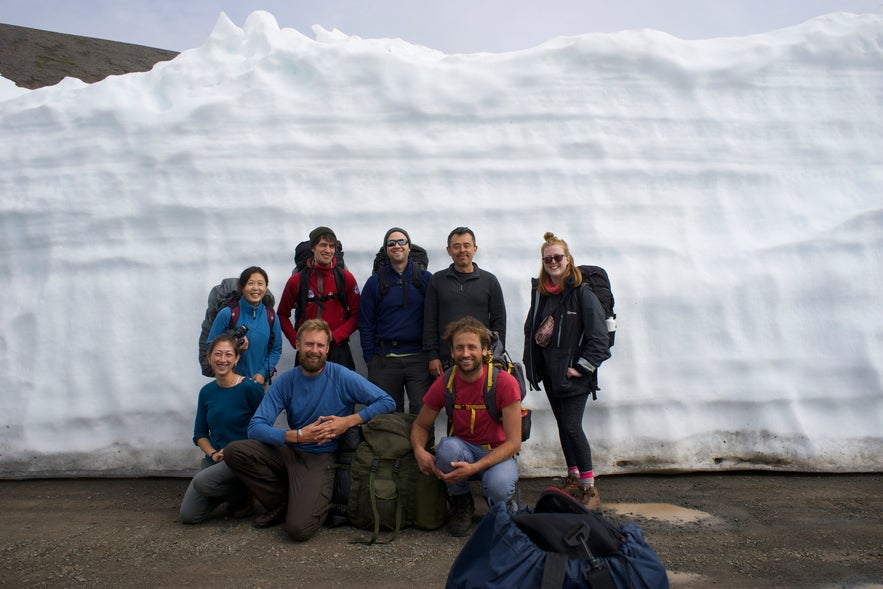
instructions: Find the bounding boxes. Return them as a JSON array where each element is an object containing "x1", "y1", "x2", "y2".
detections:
[{"x1": 3, "y1": 0, "x2": 882, "y2": 53}]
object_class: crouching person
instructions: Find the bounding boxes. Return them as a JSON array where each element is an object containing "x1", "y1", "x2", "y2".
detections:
[
  {"x1": 225, "y1": 319, "x2": 395, "y2": 541},
  {"x1": 410, "y1": 316, "x2": 521, "y2": 537},
  {"x1": 180, "y1": 333, "x2": 263, "y2": 524}
]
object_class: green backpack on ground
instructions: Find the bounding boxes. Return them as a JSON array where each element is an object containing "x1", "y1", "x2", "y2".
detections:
[{"x1": 347, "y1": 412, "x2": 448, "y2": 544}]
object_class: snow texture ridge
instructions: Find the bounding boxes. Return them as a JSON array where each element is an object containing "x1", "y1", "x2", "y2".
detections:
[{"x1": 1, "y1": 11, "x2": 881, "y2": 477}]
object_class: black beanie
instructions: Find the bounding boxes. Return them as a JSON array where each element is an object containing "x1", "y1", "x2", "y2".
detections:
[{"x1": 309, "y1": 226, "x2": 337, "y2": 247}]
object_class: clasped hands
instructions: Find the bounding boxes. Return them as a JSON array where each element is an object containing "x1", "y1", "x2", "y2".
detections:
[
  {"x1": 301, "y1": 415, "x2": 349, "y2": 445},
  {"x1": 415, "y1": 449, "x2": 476, "y2": 483}
]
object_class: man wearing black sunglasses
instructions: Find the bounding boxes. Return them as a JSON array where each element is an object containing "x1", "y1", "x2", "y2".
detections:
[
  {"x1": 358, "y1": 227, "x2": 434, "y2": 414},
  {"x1": 423, "y1": 227, "x2": 507, "y2": 378}
]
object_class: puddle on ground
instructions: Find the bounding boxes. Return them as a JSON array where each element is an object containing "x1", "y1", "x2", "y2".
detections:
[
  {"x1": 666, "y1": 571, "x2": 706, "y2": 587},
  {"x1": 605, "y1": 502, "x2": 720, "y2": 524}
]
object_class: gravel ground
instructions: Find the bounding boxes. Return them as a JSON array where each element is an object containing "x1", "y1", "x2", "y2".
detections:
[{"x1": 1, "y1": 473, "x2": 882, "y2": 588}]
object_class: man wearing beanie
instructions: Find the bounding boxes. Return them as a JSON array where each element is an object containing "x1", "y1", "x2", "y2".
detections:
[
  {"x1": 357, "y1": 227, "x2": 433, "y2": 413},
  {"x1": 277, "y1": 227, "x2": 360, "y2": 370}
]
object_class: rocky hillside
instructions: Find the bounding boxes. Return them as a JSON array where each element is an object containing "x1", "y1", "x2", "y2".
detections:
[{"x1": 0, "y1": 22, "x2": 177, "y2": 89}]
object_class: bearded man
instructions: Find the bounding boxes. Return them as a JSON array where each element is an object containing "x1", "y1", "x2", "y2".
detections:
[
  {"x1": 224, "y1": 319, "x2": 394, "y2": 541},
  {"x1": 410, "y1": 316, "x2": 522, "y2": 537}
]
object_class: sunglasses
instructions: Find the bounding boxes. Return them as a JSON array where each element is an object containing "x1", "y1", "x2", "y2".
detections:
[
  {"x1": 386, "y1": 238, "x2": 409, "y2": 247},
  {"x1": 542, "y1": 254, "x2": 565, "y2": 264}
]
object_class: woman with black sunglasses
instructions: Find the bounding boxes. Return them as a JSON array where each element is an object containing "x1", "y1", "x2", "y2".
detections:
[{"x1": 523, "y1": 232, "x2": 610, "y2": 509}]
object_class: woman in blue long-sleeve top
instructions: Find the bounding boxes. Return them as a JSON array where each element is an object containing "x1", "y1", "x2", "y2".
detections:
[
  {"x1": 180, "y1": 333, "x2": 264, "y2": 524},
  {"x1": 207, "y1": 266, "x2": 282, "y2": 385}
]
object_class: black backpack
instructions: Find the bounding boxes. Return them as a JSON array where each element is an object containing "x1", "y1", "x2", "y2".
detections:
[
  {"x1": 488, "y1": 330, "x2": 527, "y2": 401},
  {"x1": 370, "y1": 243, "x2": 430, "y2": 304},
  {"x1": 291, "y1": 239, "x2": 350, "y2": 329},
  {"x1": 198, "y1": 278, "x2": 276, "y2": 377},
  {"x1": 577, "y1": 265, "x2": 616, "y2": 347},
  {"x1": 327, "y1": 425, "x2": 365, "y2": 528}
]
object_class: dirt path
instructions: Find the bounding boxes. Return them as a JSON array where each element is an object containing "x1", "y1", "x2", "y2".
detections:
[{"x1": 1, "y1": 473, "x2": 881, "y2": 588}]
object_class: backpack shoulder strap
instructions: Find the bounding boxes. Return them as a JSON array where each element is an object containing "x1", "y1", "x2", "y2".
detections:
[
  {"x1": 334, "y1": 266, "x2": 351, "y2": 319},
  {"x1": 542, "y1": 552, "x2": 568, "y2": 589},
  {"x1": 378, "y1": 263, "x2": 392, "y2": 298},
  {"x1": 484, "y1": 365, "x2": 501, "y2": 422},
  {"x1": 443, "y1": 366, "x2": 459, "y2": 437},
  {"x1": 297, "y1": 267, "x2": 311, "y2": 328},
  {"x1": 445, "y1": 365, "x2": 498, "y2": 435},
  {"x1": 443, "y1": 366, "x2": 458, "y2": 417},
  {"x1": 298, "y1": 265, "x2": 351, "y2": 324},
  {"x1": 379, "y1": 261, "x2": 424, "y2": 307},
  {"x1": 228, "y1": 299, "x2": 240, "y2": 329},
  {"x1": 265, "y1": 303, "x2": 276, "y2": 344},
  {"x1": 411, "y1": 263, "x2": 426, "y2": 296}
]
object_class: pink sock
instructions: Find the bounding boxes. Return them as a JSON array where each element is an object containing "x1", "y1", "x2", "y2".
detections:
[
  {"x1": 568, "y1": 467, "x2": 579, "y2": 477},
  {"x1": 580, "y1": 471, "x2": 595, "y2": 487}
]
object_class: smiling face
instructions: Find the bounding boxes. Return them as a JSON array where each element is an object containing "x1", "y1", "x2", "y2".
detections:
[
  {"x1": 446, "y1": 232, "x2": 477, "y2": 272},
  {"x1": 542, "y1": 244, "x2": 568, "y2": 285},
  {"x1": 450, "y1": 331, "x2": 487, "y2": 379},
  {"x1": 312, "y1": 237, "x2": 337, "y2": 267},
  {"x1": 242, "y1": 272, "x2": 267, "y2": 305},
  {"x1": 296, "y1": 327, "x2": 330, "y2": 375},
  {"x1": 209, "y1": 340, "x2": 239, "y2": 378},
  {"x1": 385, "y1": 230, "x2": 410, "y2": 266}
]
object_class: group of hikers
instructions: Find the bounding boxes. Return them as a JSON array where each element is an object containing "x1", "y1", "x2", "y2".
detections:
[{"x1": 181, "y1": 225, "x2": 612, "y2": 541}]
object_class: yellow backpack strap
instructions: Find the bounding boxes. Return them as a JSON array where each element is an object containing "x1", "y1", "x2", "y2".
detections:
[
  {"x1": 444, "y1": 366, "x2": 457, "y2": 436},
  {"x1": 446, "y1": 366, "x2": 458, "y2": 392},
  {"x1": 445, "y1": 365, "x2": 489, "y2": 435},
  {"x1": 486, "y1": 355, "x2": 494, "y2": 391}
]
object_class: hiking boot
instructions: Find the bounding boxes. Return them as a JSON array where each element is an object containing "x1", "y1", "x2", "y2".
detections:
[
  {"x1": 226, "y1": 498, "x2": 255, "y2": 519},
  {"x1": 253, "y1": 502, "x2": 287, "y2": 529},
  {"x1": 560, "y1": 475, "x2": 581, "y2": 497},
  {"x1": 447, "y1": 493, "x2": 475, "y2": 537},
  {"x1": 579, "y1": 486, "x2": 601, "y2": 511}
]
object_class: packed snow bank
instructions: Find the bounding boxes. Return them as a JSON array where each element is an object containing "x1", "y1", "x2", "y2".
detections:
[{"x1": 1, "y1": 11, "x2": 881, "y2": 477}]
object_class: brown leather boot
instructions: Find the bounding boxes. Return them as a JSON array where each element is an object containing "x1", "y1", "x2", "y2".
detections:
[
  {"x1": 447, "y1": 493, "x2": 475, "y2": 537},
  {"x1": 561, "y1": 475, "x2": 581, "y2": 497},
  {"x1": 579, "y1": 486, "x2": 601, "y2": 511},
  {"x1": 253, "y1": 502, "x2": 286, "y2": 529}
]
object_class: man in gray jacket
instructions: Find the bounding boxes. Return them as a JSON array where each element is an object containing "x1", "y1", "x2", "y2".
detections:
[{"x1": 423, "y1": 227, "x2": 507, "y2": 378}]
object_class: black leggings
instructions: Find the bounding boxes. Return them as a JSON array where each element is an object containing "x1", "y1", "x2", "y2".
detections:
[{"x1": 546, "y1": 390, "x2": 593, "y2": 473}]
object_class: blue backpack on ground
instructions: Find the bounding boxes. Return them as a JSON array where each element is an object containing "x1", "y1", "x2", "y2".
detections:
[{"x1": 446, "y1": 487, "x2": 669, "y2": 589}]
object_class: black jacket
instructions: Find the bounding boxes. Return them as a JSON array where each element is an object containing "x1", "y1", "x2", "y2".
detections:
[
  {"x1": 523, "y1": 276, "x2": 610, "y2": 397},
  {"x1": 423, "y1": 263, "x2": 507, "y2": 362}
]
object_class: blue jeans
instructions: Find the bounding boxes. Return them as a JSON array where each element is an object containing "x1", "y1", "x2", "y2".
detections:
[{"x1": 435, "y1": 436, "x2": 518, "y2": 504}]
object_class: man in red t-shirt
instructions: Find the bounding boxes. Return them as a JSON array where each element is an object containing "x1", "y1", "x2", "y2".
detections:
[{"x1": 410, "y1": 316, "x2": 521, "y2": 537}]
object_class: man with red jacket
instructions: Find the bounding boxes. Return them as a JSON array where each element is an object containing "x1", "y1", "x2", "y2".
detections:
[{"x1": 277, "y1": 226, "x2": 360, "y2": 370}]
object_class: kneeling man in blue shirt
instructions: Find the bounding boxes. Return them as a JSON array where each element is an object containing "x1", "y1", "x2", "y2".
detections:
[{"x1": 225, "y1": 318, "x2": 395, "y2": 541}]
